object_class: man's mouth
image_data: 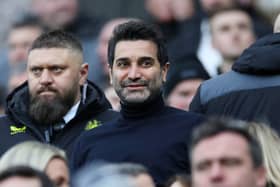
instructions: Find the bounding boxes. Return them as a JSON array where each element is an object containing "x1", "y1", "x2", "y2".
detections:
[{"x1": 125, "y1": 84, "x2": 146, "y2": 90}]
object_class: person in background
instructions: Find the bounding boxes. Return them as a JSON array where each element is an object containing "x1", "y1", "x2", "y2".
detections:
[
  {"x1": 30, "y1": 0, "x2": 106, "y2": 83},
  {"x1": 190, "y1": 14, "x2": 280, "y2": 133},
  {"x1": 74, "y1": 162, "x2": 155, "y2": 187},
  {"x1": 0, "y1": 14, "x2": 44, "y2": 95},
  {"x1": 0, "y1": 141, "x2": 69, "y2": 187},
  {"x1": 104, "y1": 86, "x2": 120, "y2": 111},
  {"x1": 248, "y1": 123, "x2": 280, "y2": 187},
  {"x1": 166, "y1": 174, "x2": 191, "y2": 187},
  {"x1": 95, "y1": 18, "x2": 136, "y2": 89},
  {"x1": 0, "y1": 166, "x2": 55, "y2": 187},
  {"x1": 190, "y1": 118, "x2": 266, "y2": 187},
  {"x1": 164, "y1": 55, "x2": 210, "y2": 111},
  {"x1": 0, "y1": 30, "x2": 118, "y2": 157},
  {"x1": 210, "y1": 7, "x2": 255, "y2": 73}
]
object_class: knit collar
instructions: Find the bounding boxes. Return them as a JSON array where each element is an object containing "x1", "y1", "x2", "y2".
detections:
[{"x1": 120, "y1": 93, "x2": 165, "y2": 119}]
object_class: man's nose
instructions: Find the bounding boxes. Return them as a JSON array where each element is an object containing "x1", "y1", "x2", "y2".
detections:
[
  {"x1": 127, "y1": 64, "x2": 141, "y2": 80},
  {"x1": 39, "y1": 70, "x2": 53, "y2": 85},
  {"x1": 209, "y1": 163, "x2": 224, "y2": 183}
]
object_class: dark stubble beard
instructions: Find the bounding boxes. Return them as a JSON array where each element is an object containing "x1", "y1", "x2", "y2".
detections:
[{"x1": 29, "y1": 87, "x2": 78, "y2": 127}]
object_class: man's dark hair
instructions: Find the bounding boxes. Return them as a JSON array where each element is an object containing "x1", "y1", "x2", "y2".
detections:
[
  {"x1": 190, "y1": 118, "x2": 263, "y2": 168},
  {"x1": 209, "y1": 6, "x2": 251, "y2": 21},
  {"x1": 0, "y1": 166, "x2": 55, "y2": 187},
  {"x1": 107, "y1": 20, "x2": 168, "y2": 67},
  {"x1": 30, "y1": 30, "x2": 83, "y2": 52},
  {"x1": 11, "y1": 14, "x2": 45, "y2": 31}
]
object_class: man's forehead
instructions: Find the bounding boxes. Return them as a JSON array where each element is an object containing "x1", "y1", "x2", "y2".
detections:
[
  {"x1": 211, "y1": 11, "x2": 251, "y2": 26},
  {"x1": 114, "y1": 40, "x2": 158, "y2": 58},
  {"x1": 192, "y1": 132, "x2": 250, "y2": 160}
]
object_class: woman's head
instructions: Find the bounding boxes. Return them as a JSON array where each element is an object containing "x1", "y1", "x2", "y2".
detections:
[{"x1": 0, "y1": 141, "x2": 69, "y2": 187}]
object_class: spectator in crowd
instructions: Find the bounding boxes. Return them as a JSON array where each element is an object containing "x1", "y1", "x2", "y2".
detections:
[
  {"x1": 190, "y1": 14, "x2": 280, "y2": 133},
  {"x1": 71, "y1": 21, "x2": 204, "y2": 186},
  {"x1": 190, "y1": 118, "x2": 266, "y2": 187},
  {"x1": 0, "y1": 141, "x2": 69, "y2": 187},
  {"x1": 0, "y1": 14, "x2": 44, "y2": 95},
  {"x1": 248, "y1": 123, "x2": 280, "y2": 187},
  {"x1": 168, "y1": 0, "x2": 271, "y2": 77},
  {"x1": 104, "y1": 86, "x2": 120, "y2": 111},
  {"x1": 164, "y1": 55, "x2": 210, "y2": 111},
  {"x1": 145, "y1": 0, "x2": 195, "y2": 43},
  {"x1": 0, "y1": 166, "x2": 55, "y2": 187},
  {"x1": 95, "y1": 18, "x2": 136, "y2": 89},
  {"x1": 0, "y1": 30, "x2": 118, "y2": 157},
  {"x1": 30, "y1": 0, "x2": 103, "y2": 39},
  {"x1": 30, "y1": 0, "x2": 106, "y2": 83},
  {"x1": 166, "y1": 174, "x2": 191, "y2": 187},
  {"x1": 210, "y1": 7, "x2": 255, "y2": 74},
  {"x1": 7, "y1": 63, "x2": 27, "y2": 93},
  {"x1": 74, "y1": 163, "x2": 155, "y2": 187}
]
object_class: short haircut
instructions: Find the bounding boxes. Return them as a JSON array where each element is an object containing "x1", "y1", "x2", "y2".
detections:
[
  {"x1": 190, "y1": 118, "x2": 263, "y2": 168},
  {"x1": 30, "y1": 30, "x2": 83, "y2": 53},
  {"x1": 209, "y1": 6, "x2": 250, "y2": 20},
  {"x1": 209, "y1": 7, "x2": 253, "y2": 33},
  {"x1": 107, "y1": 20, "x2": 168, "y2": 67},
  {"x1": 0, "y1": 166, "x2": 55, "y2": 187}
]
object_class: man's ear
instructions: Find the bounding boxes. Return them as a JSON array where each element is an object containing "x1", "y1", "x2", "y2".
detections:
[
  {"x1": 79, "y1": 63, "x2": 89, "y2": 85},
  {"x1": 162, "y1": 62, "x2": 170, "y2": 82}
]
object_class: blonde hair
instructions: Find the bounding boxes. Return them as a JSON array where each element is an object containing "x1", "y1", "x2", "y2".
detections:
[
  {"x1": 0, "y1": 141, "x2": 67, "y2": 172},
  {"x1": 248, "y1": 123, "x2": 280, "y2": 187}
]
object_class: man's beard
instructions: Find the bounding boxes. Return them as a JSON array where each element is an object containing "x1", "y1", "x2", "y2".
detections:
[
  {"x1": 113, "y1": 73, "x2": 163, "y2": 104},
  {"x1": 29, "y1": 87, "x2": 77, "y2": 127}
]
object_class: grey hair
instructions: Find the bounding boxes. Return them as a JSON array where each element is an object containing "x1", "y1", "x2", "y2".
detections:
[{"x1": 0, "y1": 141, "x2": 67, "y2": 172}]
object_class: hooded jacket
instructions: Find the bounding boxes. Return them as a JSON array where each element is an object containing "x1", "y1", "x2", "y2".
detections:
[
  {"x1": 190, "y1": 33, "x2": 280, "y2": 132},
  {"x1": 0, "y1": 80, "x2": 119, "y2": 156}
]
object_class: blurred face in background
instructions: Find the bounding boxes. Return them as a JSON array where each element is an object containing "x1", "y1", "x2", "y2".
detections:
[
  {"x1": 45, "y1": 158, "x2": 69, "y2": 187},
  {"x1": 8, "y1": 26, "x2": 43, "y2": 65},
  {"x1": 145, "y1": 0, "x2": 194, "y2": 22},
  {"x1": 32, "y1": 0, "x2": 78, "y2": 29},
  {"x1": 200, "y1": 0, "x2": 235, "y2": 15},
  {"x1": 211, "y1": 10, "x2": 255, "y2": 60},
  {"x1": 191, "y1": 132, "x2": 266, "y2": 187},
  {"x1": 97, "y1": 19, "x2": 130, "y2": 75},
  {"x1": 167, "y1": 79, "x2": 203, "y2": 111}
]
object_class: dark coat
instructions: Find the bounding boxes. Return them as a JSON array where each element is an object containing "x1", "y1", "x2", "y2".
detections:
[
  {"x1": 0, "y1": 81, "x2": 119, "y2": 157},
  {"x1": 190, "y1": 33, "x2": 280, "y2": 133}
]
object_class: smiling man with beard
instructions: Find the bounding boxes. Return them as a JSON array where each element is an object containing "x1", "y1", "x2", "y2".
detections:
[
  {"x1": 0, "y1": 30, "x2": 118, "y2": 157},
  {"x1": 71, "y1": 21, "x2": 204, "y2": 187}
]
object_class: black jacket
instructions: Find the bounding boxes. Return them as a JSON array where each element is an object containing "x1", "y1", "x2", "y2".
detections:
[
  {"x1": 71, "y1": 95, "x2": 204, "y2": 186},
  {"x1": 190, "y1": 33, "x2": 280, "y2": 132},
  {"x1": 0, "y1": 81, "x2": 119, "y2": 157}
]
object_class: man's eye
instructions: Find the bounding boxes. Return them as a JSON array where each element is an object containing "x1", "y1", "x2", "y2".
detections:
[
  {"x1": 51, "y1": 67, "x2": 63, "y2": 73},
  {"x1": 31, "y1": 68, "x2": 42, "y2": 75},
  {"x1": 195, "y1": 161, "x2": 211, "y2": 172},
  {"x1": 140, "y1": 60, "x2": 153, "y2": 67},
  {"x1": 116, "y1": 61, "x2": 129, "y2": 68}
]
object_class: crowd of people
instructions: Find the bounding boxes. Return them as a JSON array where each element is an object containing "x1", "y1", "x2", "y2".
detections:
[{"x1": 0, "y1": 0, "x2": 279, "y2": 187}]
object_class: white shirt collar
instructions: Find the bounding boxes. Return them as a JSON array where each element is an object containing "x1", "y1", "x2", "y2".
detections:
[{"x1": 63, "y1": 100, "x2": 80, "y2": 124}]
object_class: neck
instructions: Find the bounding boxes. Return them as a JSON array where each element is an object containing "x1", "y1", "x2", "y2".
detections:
[{"x1": 120, "y1": 93, "x2": 165, "y2": 119}]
